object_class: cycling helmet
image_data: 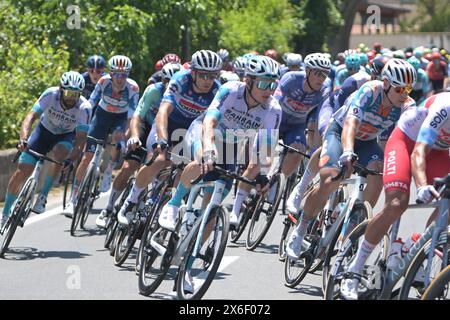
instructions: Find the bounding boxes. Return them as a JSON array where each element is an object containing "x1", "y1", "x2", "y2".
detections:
[
  {"x1": 243, "y1": 53, "x2": 257, "y2": 62},
  {"x1": 393, "y1": 50, "x2": 406, "y2": 60},
  {"x1": 86, "y1": 55, "x2": 106, "y2": 69},
  {"x1": 285, "y1": 53, "x2": 303, "y2": 67},
  {"x1": 264, "y1": 49, "x2": 279, "y2": 61},
  {"x1": 217, "y1": 48, "x2": 230, "y2": 61},
  {"x1": 155, "y1": 60, "x2": 164, "y2": 71},
  {"x1": 109, "y1": 55, "x2": 132, "y2": 72},
  {"x1": 407, "y1": 56, "x2": 420, "y2": 71},
  {"x1": 161, "y1": 62, "x2": 181, "y2": 81},
  {"x1": 370, "y1": 55, "x2": 390, "y2": 76},
  {"x1": 190, "y1": 50, "x2": 222, "y2": 72},
  {"x1": 344, "y1": 54, "x2": 362, "y2": 70},
  {"x1": 304, "y1": 53, "x2": 331, "y2": 73},
  {"x1": 381, "y1": 58, "x2": 417, "y2": 87},
  {"x1": 431, "y1": 52, "x2": 441, "y2": 60},
  {"x1": 359, "y1": 52, "x2": 368, "y2": 65},
  {"x1": 60, "y1": 71, "x2": 85, "y2": 91},
  {"x1": 233, "y1": 56, "x2": 247, "y2": 73},
  {"x1": 162, "y1": 53, "x2": 181, "y2": 65},
  {"x1": 219, "y1": 71, "x2": 240, "y2": 84},
  {"x1": 413, "y1": 47, "x2": 424, "y2": 59},
  {"x1": 245, "y1": 55, "x2": 280, "y2": 79}
]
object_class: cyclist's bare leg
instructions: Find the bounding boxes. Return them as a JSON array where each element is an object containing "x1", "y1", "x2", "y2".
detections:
[
  {"x1": 134, "y1": 151, "x2": 170, "y2": 190},
  {"x1": 281, "y1": 142, "x2": 304, "y2": 178},
  {"x1": 5, "y1": 163, "x2": 34, "y2": 195},
  {"x1": 363, "y1": 160, "x2": 383, "y2": 208},
  {"x1": 112, "y1": 159, "x2": 140, "y2": 191}
]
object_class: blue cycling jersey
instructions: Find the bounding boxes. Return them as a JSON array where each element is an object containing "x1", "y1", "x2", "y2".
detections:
[
  {"x1": 274, "y1": 71, "x2": 329, "y2": 126},
  {"x1": 328, "y1": 70, "x2": 371, "y2": 113},
  {"x1": 89, "y1": 74, "x2": 139, "y2": 118},
  {"x1": 333, "y1": 80, "x2": 416, "y2": 141},
  {"x1": 161, "y1": 69, "x2": 220, "y2": 127},
  {"x1": 81, "y1": 71, "x2": 106, "y2": 100}
]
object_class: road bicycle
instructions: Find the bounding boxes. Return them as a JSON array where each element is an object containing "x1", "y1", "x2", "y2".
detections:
[
  {"x1": 421, "y1": 264, "x2": 450, "y2": 300},
  {"x1": 1, "y1": 149, "x2": 61, "y2": 258}
]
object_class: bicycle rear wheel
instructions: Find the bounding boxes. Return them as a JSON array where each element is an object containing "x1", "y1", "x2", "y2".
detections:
[
  {"x1": 138, "y1": 193, "x2": 173, "y2": 296},
  {"x1": 62, "y1": 166, "x2": 75, "y2": 210},
  {"x1": 230, "y1": 195, "x2": 255, "y2": 243},
  {"x1": 421, "y1": 265, "x2": 450, "y2": 300},
  {"x1": 71, "y1": 166, "x2": 94, "y2": 236},
  {"x1": 80, "y1": 174, "x2": 99, "y2": 229},
  {"x1": 0, "y1": 179, "x2": 35, "y2": 258},
  {"x1": 114, "y1": 214, "x2": 141, "y2": 266},
  {"x1": 176, "y1": 206, "x2": 229, "y2": 300},
  {"x1": 246, "y1": 174, "x2": 285, "y2": 250}
]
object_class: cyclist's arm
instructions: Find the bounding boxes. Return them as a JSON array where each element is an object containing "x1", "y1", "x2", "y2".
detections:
[
  {"x1": 155, "y1": 101, "x2": 173, "y2": 142},
  {"x1": 88, "y1": 81, "x2": 102, "y2": 107},
  {"x1": 341, "y1": 116, "x2": 358, "y2": 152},
  {"x1": 202, "y1": 114, "x2": 218, "y2": 153},
  {"x1": 129, "y1": 115, "x2": 141, "y2": 140},
  {"x1": 20, "y1": 111, "x2": 39, "y2": 141},
  {"x1": 70, "y1": 131, "x2": 87, "y2": 161},
  {"x1": 411, "y1": 141, "x2": 431, "y2": 188}
]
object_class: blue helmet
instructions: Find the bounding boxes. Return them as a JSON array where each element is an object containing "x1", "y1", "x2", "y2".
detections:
[
  {"x1": 345, "y1": 54, "x2": 362, "y2": 71},
  {"x1": 407, "y1": 56, "x2": 420, "y2": 71},
  {"x1": 359, "y1": 53, "x2": 368, "y2": 65},
  {"x1": 86, "y1": 55, "x2": 106, "y2": 69}
]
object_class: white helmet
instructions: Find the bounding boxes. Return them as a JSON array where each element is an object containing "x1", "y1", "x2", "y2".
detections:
[
  {"x1": 191, "y1": 50, "x2": 222, "y2": 72},
  {"x1": 233, "y1": 56, "x2": 247, "y2": 73},
  {"x1": 217, "y1": 48, "x2": 230, "y2": 61},
  {"x1": 304, "y1": 53, "x2": 331, "y2": 73},
  {"x1": 161, "y1": 62, "x2": 181, "y2": 81},
  {"x1": 286, "y1": 53, "x2": 303, "y2": 67},
  {"x1": 381, "y1": 58, "x2": 417, "y2": 87},
  {"x1": 108, "y1": 55, "x2": 132, "y2": 72},
  {"x1": 60, "y1": 71, "x2": 85, "y2": 91},
  {"x1": 245, "y1": 55, "x2": 280, "y2": 79},
  {"x1": 219, "y1": 71, "x2": 240, "y2": 84}
]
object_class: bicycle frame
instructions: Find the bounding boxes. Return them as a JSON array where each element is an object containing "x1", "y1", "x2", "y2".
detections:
[{"x1": 378, "y1": 197, "x2": 449, "y2": 298}]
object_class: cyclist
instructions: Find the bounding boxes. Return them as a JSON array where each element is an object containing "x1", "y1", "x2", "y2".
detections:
[
  {"x1": 158, "y1": 55, "x2": 282, "y2": 231},
  {"x1": 219, "y1": 71, "x2": 240, "y2": 84},
  {"x1": 95, "y1": 62, "x2": 182, "y2": 228},
  {"x1": 272, "y1": 53, "x2": 331, "y2": 183},
  {"x1": 285, "y1": 54, "x2": 386, "y2": 217},
  {"x1": 233, "y1": 56, "x2": 247, "y2": 81},
  {"x1": 280, "y1": 53, "x2": 303, "y2": 77},
  {"x1": 218, "y1": 48, "x2": 233, "y2": 72},
  {"x1": 116, "y1": 50, "x2": 222, "y2": 226},
  {"x1": 334, "y1": 53, "x2": 365, "y2": 88},
  {"x1": 1, "y1": 72, "x2": 91, "y2": 227},
  {"x1": 147, "y1": 60, "x2": 164, "y2": 85},
  {"x1": 62, "y1": 55, "x2": 139, "y2": 217},
  {"x1": 341, "y1": 92, "x2": 450, "y2": 300},
  {"x1": 426, "y1": 52, "x2": 448, "y2": 94},
  {"x1": 285, "y1": 59, "x2": 417, "y2": 261},
  {"x1": 82, "y1": 55, "x2": 107, "y2": 101},
  {"x1": 407, "y1": 56, "x2": 432, "y2": 104}
]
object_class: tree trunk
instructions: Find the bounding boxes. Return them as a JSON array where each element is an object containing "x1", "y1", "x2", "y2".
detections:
[{"x1": 328, "y1": 0, "x2": 364, "y2": 56}]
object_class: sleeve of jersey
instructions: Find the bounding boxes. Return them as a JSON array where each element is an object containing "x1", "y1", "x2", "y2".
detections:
[
  {"x1": 346, "y1": 84, "x2": 372, "y2": 123},
  {"x1": 205, "y1": 86, "x2": 231, "y2": 122},
  {"x1": 127, "y1": 87, "x2": 140, "y2": 119},
  {"x1": 31, "y1": 88, "x2": 54, "y2": 114},
  {"x1": 76, "y1": 102, "x2": 92, "y2": 133},
  {"x1": 273, "y1": 74, "x2": 289, "y2": 101},
  {"x1": 416, "y1": 105, "x2": 446, "y2": 147},
  {"x1": 88, "y1": 82, "x2": 102, "y2": 108},
  {"x1": 134, "y1": 86, "x2": 157, "y2": 121},
  {"x1": 339, "y1": 78, "x2": 357, "y2": 107}
]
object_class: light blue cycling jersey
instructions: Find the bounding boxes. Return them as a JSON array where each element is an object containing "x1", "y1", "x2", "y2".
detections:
[
  {"x1": 332, "y1": 80, "x2": 416, "y2": 141},
  {"x1": 274, "y1": 71, "x2": 329, "y2": 126},
  {"x1": 89, "y1": 74, "x2": 139, "y2": 118},
  {"x1": 333, "y1": 66, "x2": 368, "y2": 88},
  {"x1": 133, "y1": 82, "x2": 165, "y2": 126},
  {"x1": 412, "y1": 68, "x2": 431, "y2": 93},
  {"x1": 32, "y1": 87, "x2": 91, "y2": 134},
  {"x1": 399, "y1": 92, "x2": 450, "y2": 150},
  {"x1": 161, "y1": 69, "x2": 220, "y2": 127}
]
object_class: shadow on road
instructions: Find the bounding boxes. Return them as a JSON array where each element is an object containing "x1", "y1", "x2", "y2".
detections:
[
  {"x1": 64, "y1": 226, "x2": 105, "y2": 237},
  {"x1": 2, "y1": 247, "x2": 91, "y2": 260},
  {"x1": 287, "y1": 283, "x2": 323, "y2": 298}
]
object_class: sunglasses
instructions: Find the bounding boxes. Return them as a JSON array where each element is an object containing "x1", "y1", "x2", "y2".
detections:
[
  {"x1": 393, "y1": 85, "x2": 412, "y2": 94},
  {"x1": 88, "y1": 69, "x2": 104, "y2": 75},
  {"x1": 255, "y1": 79, "x2": 277, "y2": 91},
  {"x1": 197, "y1": 72, "x2": 219, "y2": 80},
  {"x1": 62, "y1": 89, "x2": 81, "y2": 98},
  {"x1": 111, "y1": 72, "x2": 129, "y2": 79},
  {"x1": 312, "y1": 70, "x2": 328, "y2": 79}
]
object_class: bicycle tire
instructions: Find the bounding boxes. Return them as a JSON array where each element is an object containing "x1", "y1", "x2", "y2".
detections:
[
  {"x1": 138, "y1": 193, "x2": 172, "y2": 296},
  {"x1": 62, "y1": 166, "x2": 75, "y2": 210},
  {"x1": 0, "y1": 179, "x2": 35, "y2": 258},
  {"x1": 324, "y1": 219, "x2": 388, "y2": 300},
  {"x1": 246, "y1": 174, "x2": 285, "y2": 250},
  {"x1": 230, "y1": 196, "x2": 254, "y2": 243},
  {"x1": 421, "y1": 265, "x2": 450, "y2": 300},
  {"x1": 71, "y1": 165, "x2": 94, "y2": 236},
  {"x1": 80, "y1": 173, "x2": 99, "y2": 229},
  {"x1": 321, "y1": 199, "x2": 370, "y2": 292},
  {"x1": 399, "y1": 230, "x2": 450, "y2": 300},
  {"x1": 278, "y1": 217, "x2": 294, "y2": 262},
  {"x1": 176, "y1": 205, "x2": 229, "y2": 300},
  {"x1": 114, "y1": 217, "x2": 141, "y2": 267}
]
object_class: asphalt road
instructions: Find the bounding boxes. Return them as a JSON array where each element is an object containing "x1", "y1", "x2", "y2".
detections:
[{"x1": 0, "y1": 181, "x2": 433, "y2": 300}]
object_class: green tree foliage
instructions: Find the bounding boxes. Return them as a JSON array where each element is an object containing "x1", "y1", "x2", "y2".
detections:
[{"x1": 219, "y1": 0, "x2": 299, "y2": 58}]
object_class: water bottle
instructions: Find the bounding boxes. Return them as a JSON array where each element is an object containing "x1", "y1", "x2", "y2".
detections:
[
  {"x1": 402, "y1": 233, "x2": 421, "y2": 256},
  {"x1": 386, "y1": 238, "x2": 405, "y2": 270}
]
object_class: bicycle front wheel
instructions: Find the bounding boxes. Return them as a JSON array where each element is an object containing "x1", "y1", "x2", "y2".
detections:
[
  {"x1": 0, "y1": 178, "x2": 35, "y2": 258},
  {"x1": 176, "y1": 206, "x2": 229, "y2": 300},
  {"x1": 71, "y1": 165, "x2": 94, "y2": 236},
  {"x1": 246, "y1": 174, "x2": 285, "y2": 251},
  {"x1": 421, "y1": 264, "x2": 450, "y2": 300}
]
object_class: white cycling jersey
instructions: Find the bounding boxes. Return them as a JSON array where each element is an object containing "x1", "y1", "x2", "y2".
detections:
[
  {"x1": 398, "y1": 92, "x2": 450, "y2": 150},
  {"x1": 32, "y1": 87, "x2": 91, "y2": 134}
]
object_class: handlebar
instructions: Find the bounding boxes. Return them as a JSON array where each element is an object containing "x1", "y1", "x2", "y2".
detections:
[
  {"x1": 190, "y1": 162, "x2": 257, "y2": 187},
  {"x1": 331, "y1": 161, "x2": 382, "y2": 182},
  {"x1": 13, "y1": 148, "x2": 63, "y2": 166},
  {"x1": 416, "y1": 173, "x2": 450, "y2": 204},
  {"x1": 87, "y1": 135, "x2": 117, "y2": 147},
  {"x1": 278, "y1": 142, "x2": 310, "y2": 159}
]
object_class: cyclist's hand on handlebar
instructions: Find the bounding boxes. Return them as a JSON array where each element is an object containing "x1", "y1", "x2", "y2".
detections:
[
  {"x1": 17, "y1": 139, "x2": 28, "y2": 152},
  {"x1": 201, "y1": 149, "x2": 217, "y2": 174},
  {"x1": 152, "y1": 139, "x2": 168, "y2": 157},
  {"x1": 338, "y1": 150, "x2": 357, "y2": 178},
  {"x1": 417, "y1": 185, "x2": 439, "y2": 203},
  {"x1": 255, "y1": 174, "x2": 270, "y2": 195},
  {"x1": 62, "y1": 158, "x2": 74, "y2": 173},
  {"x1": 126, "y1": 136, "x2": 141, "y2": 151}
]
